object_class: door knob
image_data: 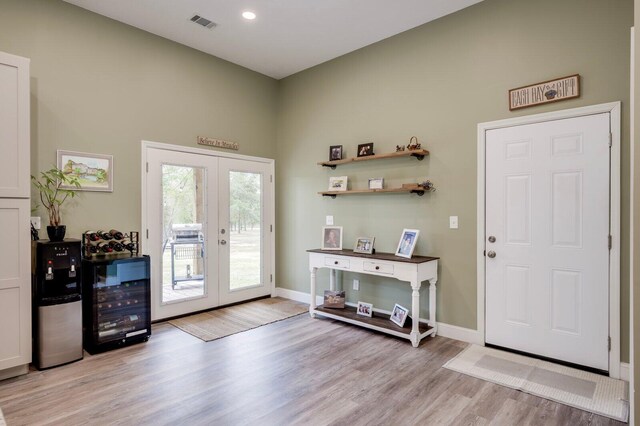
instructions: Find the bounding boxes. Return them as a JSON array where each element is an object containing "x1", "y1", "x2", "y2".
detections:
[
  {"x1": 220, "y1": 239, "x2": 227, "y2": 245},
  {"x1": 488, "y1": 236, "x2": 496, "y2": 243},
  {"x1": 487, "y1": 250, "x2": 496, "y2": 258}
]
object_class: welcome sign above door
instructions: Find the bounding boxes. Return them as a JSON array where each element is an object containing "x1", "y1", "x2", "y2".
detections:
[{"x1": 509, "y1": 74, "x2": 580, "y2": 110}]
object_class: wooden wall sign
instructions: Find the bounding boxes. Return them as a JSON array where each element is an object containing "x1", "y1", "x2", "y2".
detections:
[
  {"x1": 197, "y1": 136, "x2": 239, "y2": 150},
  {"x1": 509, "y1": 74, "x2": 580, "y2": 110}
]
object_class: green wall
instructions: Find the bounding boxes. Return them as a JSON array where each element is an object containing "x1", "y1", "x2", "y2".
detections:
[
  {"x1": 0, "y1": 0, "x2": 278, "y2": 236},
  {"x1": 276, "y1": 0, "x2": 633, "y2": 360}
]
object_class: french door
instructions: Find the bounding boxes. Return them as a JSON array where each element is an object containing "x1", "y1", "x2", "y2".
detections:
[
  {"x1": 485, "y1": 113, "x2": 610, "y2": 370},
  {"x1": 144, "y1": 145, "x2": 274, "y2": 320}
]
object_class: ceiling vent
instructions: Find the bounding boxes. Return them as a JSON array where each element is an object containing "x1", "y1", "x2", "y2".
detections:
[{"x1": 190, "y1": 14, "x2": 216, "y2": 29}]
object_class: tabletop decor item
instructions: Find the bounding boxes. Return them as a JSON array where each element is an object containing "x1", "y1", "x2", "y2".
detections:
[
  {"x1": 323, "y1": 290, "x2": 346, "y2": 309},
  {"x1": 329, "y1": 145, "x2": 343, "y2": 161},
  {"x1": 31, "y1": 167, "x2": 81, "y2": 241},
  {"x1": 395, "y1": 228, "x2": 419, "y2": 258},
  {"x1": 328, "y1": 176, "x2": 348, "y2": 191},
  {"x1": 357, "y1": 142, "x2": 374, "y2": 157},
  {"x1": 357, "y1": 301, "x2": 373, "y2": 318},
  {"x1": 353, "y1": 236, "x2": 375, "y2": 254},
  {"x1": 322, "y1": 226, "x2": 343, "y2": 250},
  {"x1": 407, "y1": 136, "x2": 421, "y2": 150},
  {"x1": 368, "y1": 178, "x2": 384, "y2": 190},
  {"x1": 390, "y1": 303, "x2": 409, "y2": 327}
]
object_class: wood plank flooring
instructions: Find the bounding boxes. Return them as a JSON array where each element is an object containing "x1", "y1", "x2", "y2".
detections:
[{"x1": 0, "y1": 314, "x2": 625, "y2": 425}]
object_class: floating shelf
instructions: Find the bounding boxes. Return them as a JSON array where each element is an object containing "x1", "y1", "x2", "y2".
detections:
[
  {"x1": 318, "y1": 149, "x2": 429, "y2": 169},
  {"x1": 319, "y1": 187, "x2": 427, "y2": 198}
]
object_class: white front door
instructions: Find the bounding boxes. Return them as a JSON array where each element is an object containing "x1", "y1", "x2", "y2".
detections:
[
  {"x1": 485, "y1": 113, "x2": 611, "y2": 371},
  {"x1": 145, "y1": 145, "x2": 274, "y2": 320}
]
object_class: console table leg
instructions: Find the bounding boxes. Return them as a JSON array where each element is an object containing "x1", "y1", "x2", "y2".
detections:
[
  {"x1": 329, "y1": 268, "x2": 336, "y2": 291},
  {"x1": 410, "y1": 280, "x2": 422, "y2": 347},
  {"x1": 310, "y1": 267, "x2": 317, "y2": 318},
  {"x1": 429, "y1": 278, "x2": 438, "y2": 335}
]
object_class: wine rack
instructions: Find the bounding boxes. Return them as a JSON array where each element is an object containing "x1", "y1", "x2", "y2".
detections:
[{"x1": 82, "y1": 230, "x2": 139, "y2": 258}]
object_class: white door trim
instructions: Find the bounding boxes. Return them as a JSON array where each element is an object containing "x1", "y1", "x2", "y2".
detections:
[
  {"x1": 140, "y1": 140, "x2": 276, "y2": 320},
  {"x1": 477, "y1": 102, "x2": 621, "y2": 378}
]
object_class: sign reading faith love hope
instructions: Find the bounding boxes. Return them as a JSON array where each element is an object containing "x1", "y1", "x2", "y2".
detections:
[
  {"x1": 509, "y1": 74, "x2": 580, "y2": 110},
  {"x1": 197, "y1": 136, "x2": 239, "y2": 151}
]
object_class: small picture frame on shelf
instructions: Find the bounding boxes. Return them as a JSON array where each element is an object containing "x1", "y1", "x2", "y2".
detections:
[
  {"x1": 357, "y1": 142, "x2": 374, "y2": 157},
  {"x1": 390, "y1": 303, "x2": 409, "y2": 327},
  {"x1": 357, "y1": 301, "x2": 373, "y2": 318},
  {"x1": 322, "y1": 226, "x2": 343, "y2": 250},
  {"x1": 368, "y1": 178, "x2": 384, "y2": 190},
  {"x1": 328, "y1": 176, "x2": 348, "y2": 191},
  {"x1": 395, "y1": 228, "x2": 420, "y2": 258},
  {"x1": 353, "y1": 237, "x2": 375, "y2": 254},
  {"x1": 329, "y1": 145, "x2": 343, "y2": 161},
  {"x1": 323, "y1": 290, "x2": 346, "y2": 309}
]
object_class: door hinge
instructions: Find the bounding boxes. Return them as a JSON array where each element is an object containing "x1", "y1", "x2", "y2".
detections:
[
  {"x1": 146, "y1": 229, "x2": 149, "y2": 239},
  {"x1": 146, "y1": 162, "x2": 149, "y2": 172},
  {"x1": 608, "y1": 336, "x2": 611, "y2": 351},
  {"x1": 608, "y1": 133, "x2": 613, "y2": 147},
  {"x1": 483, "y1": 250, "x2": 486, "y2": 257},
  {"x1": 270, "y1": 274, "x2": 273, "y2": 283},
  {"x1": 608, "y1": 235, "x2": 612, "y2": 250},
  {"x1": 270, "y1": 224, "x2": 273, "y2": 232}
]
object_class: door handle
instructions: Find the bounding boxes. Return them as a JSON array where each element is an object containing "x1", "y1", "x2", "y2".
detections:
[
  {"x1": 220, "y1": 239, "x2": 227, "y2": 245},
  {"x1": 487, "y1": 250, "x2": 496, "y2": 258},
  {"x1": 488, "y1": 236, "x2": 496, "y2": 243}
]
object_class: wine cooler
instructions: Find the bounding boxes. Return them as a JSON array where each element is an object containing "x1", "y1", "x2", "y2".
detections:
[{"x1": 82, "y1": 254, "x2": 151, "y2": 353}]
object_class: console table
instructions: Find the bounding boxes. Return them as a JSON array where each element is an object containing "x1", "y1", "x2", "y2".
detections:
[{"x1": 307, "y1": 249, "x2": 439, "y2": 347}]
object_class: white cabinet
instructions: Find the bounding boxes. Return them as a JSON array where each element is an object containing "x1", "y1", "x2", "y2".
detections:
[{"x1": 0, "y1": 51, "x2": 30, "y2": 380}]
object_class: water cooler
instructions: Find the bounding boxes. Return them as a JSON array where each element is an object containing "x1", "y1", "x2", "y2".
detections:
[{"x1": 31, "y1": 239, "x2": 83, "y2": 369}]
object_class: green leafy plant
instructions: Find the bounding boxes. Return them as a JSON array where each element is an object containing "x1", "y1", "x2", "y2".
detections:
[{"x1": 31, "y1": 167, "x2": 81, "y2": 226}]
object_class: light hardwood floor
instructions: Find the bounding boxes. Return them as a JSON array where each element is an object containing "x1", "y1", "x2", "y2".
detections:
[{"x1": 0, "y1": 314, "x2": 625, "y2": 425}]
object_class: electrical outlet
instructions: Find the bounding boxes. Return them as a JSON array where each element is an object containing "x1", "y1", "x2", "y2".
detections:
[
  {"x1": 326, "y1": 215, "x2": 334, "y2": 225},
  {"x1": 353, "y1": 279, "x2": 359, "y2": 291},
  {"x1": 30, "y1": 216, "x2": 41, "y2": 230},
  {"x1": 449, "y1": 216, "x2": 459, "y2": 229}
]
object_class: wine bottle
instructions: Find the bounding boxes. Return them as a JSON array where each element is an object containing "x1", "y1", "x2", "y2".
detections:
[
  {"x1": 122, "y1": 241, "x2": 136, "y2": 252},
  {"x1": 86, "y1": 231, "x2": 101, "y2": 241},
  {"x1": 97, "y1": 242, "x2": 113, "y2": 253},
  {"x1": 109, "y1": 241, "x2": 124, "y2": 252},
  {"x1": 97, "y1": 230, "x2": 113, "y2": 240},
  {"x1": 88, "y1": 244, "x2": 99, "y2": 254},
  {"x1": 109, "y1": 229, "x2": 125, "y2": 240}
]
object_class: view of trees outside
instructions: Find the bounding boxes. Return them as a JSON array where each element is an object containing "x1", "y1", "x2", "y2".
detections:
[
  {"x1": 229, "y1": 171, "x2": 262, "y2": 289},
  {"x1": 160, "y1": 166, "x2": 262, "y2": 299}
]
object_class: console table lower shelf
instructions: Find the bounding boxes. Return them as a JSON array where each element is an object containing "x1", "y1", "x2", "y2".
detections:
[{"x1": 313, "y1": 305, "x2": 435, "y2": 342}]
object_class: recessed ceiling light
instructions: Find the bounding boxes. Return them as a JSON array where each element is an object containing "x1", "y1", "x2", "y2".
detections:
[{"x1": 242, "y1": 11, "x2": 256, "y2": 20}]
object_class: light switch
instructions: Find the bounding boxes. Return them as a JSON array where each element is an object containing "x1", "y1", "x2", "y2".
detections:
[
  {"x1": 326, "y1": 215, "x2": 334, "y2": 225},
  {"x1": 353, "y1": 279, "x2": 359, "y2": 291},
  {"x1": 449, "y1": 216, "x2": 459, "y2": 229},
  {"x1": 31, "y1": 216, "x2": 41, "y2": 230}
]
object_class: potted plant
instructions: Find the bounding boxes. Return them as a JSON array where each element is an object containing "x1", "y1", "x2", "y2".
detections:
[{"x1": 31, "y1": 167, "x2": 81, "y2": 241}]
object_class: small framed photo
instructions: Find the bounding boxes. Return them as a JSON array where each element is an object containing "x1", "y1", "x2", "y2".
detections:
[
  {"x1": 395, "y1": 228, "x2": 420, "y2": 258},
  {"x1": 57, "y1": 150, "x2": 113, "y2": 192},
  {"x1": 368, "y1": 178, "x2": 384, "y2": 190},
  {"x1": 353, "y1": 237, "x2": 375, "y2": 254},
  {"x1": 328, "y1": 176, "x2": 348, "y2": 191},
  {"x1": 390, "y1": 304, "x2": 409, "y2": 327},
  {"x1": 323, "y1": 290, "x2": 345, "y2": 309},
  {"x1": 357, "y1": 142, "x2": 374, "y2": 157},
  {"x1": 356, "y1": 301, "x2": 373, "y2": 318},
  {"x1": 322, "y1": 226, "x2": 343, "y2": 250},
  {"x1": 329, "y1": 145, "x2": 343, "y2": 161}
]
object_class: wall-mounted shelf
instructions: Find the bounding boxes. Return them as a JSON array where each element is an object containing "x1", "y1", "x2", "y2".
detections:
[
  {"x1": 319, "y1": 187, "x2": 427, "y2": 198},
  {"x1": 318, "y1": 149, "x2": 429, "y2": 169}
]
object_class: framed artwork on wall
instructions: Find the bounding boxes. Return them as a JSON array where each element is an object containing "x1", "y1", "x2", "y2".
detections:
[{"x1": 57, "y1": 150, "x2": 113, "y2": 192}]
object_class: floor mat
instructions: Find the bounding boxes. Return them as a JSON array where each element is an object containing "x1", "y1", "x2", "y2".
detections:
[
  {"x1": 443, "y1": 344, "x2": 628, "y2": 422},
  {"x1": 168, "y1": 297, "x2": 308, "y2": 342}
]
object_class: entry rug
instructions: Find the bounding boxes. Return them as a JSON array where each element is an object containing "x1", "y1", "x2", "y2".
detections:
[
  {"x1": 443, "y1": 345, "x2": 628, "y2": 422},
  {"x1": 169, "y1": 297, "x2": 308, "y2": 342}
]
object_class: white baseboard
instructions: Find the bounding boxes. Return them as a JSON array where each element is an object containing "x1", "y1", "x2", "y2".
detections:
[
  {"x1": 620, "y1": 362, "x2": 630, "y2": 382},
  {"x1": 275, "y1": 287, "x2": 483, "y2": 344}
]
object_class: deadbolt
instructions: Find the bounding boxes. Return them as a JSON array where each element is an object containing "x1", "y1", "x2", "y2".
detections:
[
  {"x1": 220, "y1": 239, "x2": 227, "y2": 245},
  {"x1": 220, "y1": 229, "x2": 226, "y2": 235},
  {"x1": 488, "y1": 236, "x2": 496, "y2": 243},
  {"x1": 487, "y1": 250, "x2": 496, "y2": 258}
]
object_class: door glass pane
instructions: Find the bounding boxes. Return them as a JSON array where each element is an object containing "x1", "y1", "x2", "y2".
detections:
[
  {"x1": 229, "y1": 171, "x2": 262, "y2": 290},
  {"x1": 161, "y1": 164, "x2": 206, "y2": 303}
]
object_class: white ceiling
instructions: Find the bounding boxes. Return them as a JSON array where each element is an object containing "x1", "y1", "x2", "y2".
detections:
[{"x1": 63, "y1": 0, "x2": 484, "y2": 80}]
